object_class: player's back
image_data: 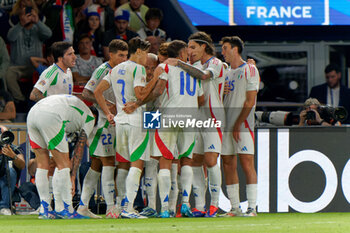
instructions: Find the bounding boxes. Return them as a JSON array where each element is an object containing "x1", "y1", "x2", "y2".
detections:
[
  {"x1": 34, "y1": 94, "x2": 95, "y2": 134},
  {"x1": 158, "y1": 64, "x2": 201, "y2": 109}
]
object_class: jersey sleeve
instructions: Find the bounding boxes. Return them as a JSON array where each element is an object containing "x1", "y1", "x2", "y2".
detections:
[
  {"x1": 85, "y1": 65, "x2": 109, "y2": 92},
  {"x1": 246, "y1": 64, "x2": 260, "y2": 91},
  {"x1": 205, "y1": 58, "x2": 223, "y2": 80},
  {"x1": 102, "y1": 70, "x2": 113, "y2": 85},
  {"x1": 133, "y1": 65, "x2": 147, "y2": 88},
  {"x1": 34, "y1": 68, "x2": 56, "y2": 96},
  {"x1": 157, "y1": 63, "x2": 169, "y2": 81}
]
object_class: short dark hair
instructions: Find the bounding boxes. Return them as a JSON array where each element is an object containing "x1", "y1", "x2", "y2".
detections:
[
  {"x1": 167, "y1": 40, "x2": 187, "y2": 58},
  {"x1": 145, "y1": 8, "x2": 163, "y2": 21},
  {"x1": 325, "y1": 63, "x2": 341, "y2": 74},
  {"x1": 220, "y1": 36, "x2": 244, "y2": 54},
  {"x1": 188, "y1": 31, "x2": 215, "y2": 55},
  {"x1": 158, "y1": 42, "x2": 170, "y2": 56},
  {"x1": 51, "y1": 41, "x2": 72, "y2": 63},
  {"x1": 78, "y1": 33, "x2": 92, "y2": 43},
  {"x1": 128, "y1": 37, "x2": 150, "y2": 55},
  {"x1": 109, "y1": 39, "x2": 128, "y2": 53}
]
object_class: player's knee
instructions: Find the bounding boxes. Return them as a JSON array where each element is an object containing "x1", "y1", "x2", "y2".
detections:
[{"x1": 191, "y1": 154, "x2": 204, "y2": 166}]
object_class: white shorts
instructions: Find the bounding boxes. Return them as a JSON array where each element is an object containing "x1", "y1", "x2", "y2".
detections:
[
  {"x1": 193, "y1": 129, "x2": 222, "y2": 154},
  {"x1": 221, "y1": 130, "x2": 255, "y2": 156},
  {"x1": 149, "y1": 131, "x2": 156, "y2": 156},
  {"x1": 27, "y1": 106, "x2": 69, "y2": 153},
  {"x1": 153, "y1": 128, "x2": 195, "y2": 160},
  {"x1": 115, "y1": 123, "x2": 150, "y2": 163},
  {"x1": 88, "y1": 116, "x2": 116, "y2": 158}
]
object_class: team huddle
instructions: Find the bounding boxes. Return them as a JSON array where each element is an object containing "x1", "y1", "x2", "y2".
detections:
[{"x1": 26, "y1": 31, "x2": 260, "y2": 219}]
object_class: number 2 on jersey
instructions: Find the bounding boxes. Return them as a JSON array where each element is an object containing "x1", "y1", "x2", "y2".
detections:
[
  {"x1": 180, "y1": 71, "x2": 196, "y2": 96},
  {"x1": 117, "y1": 79, "x2": 126, "y2": 104}
]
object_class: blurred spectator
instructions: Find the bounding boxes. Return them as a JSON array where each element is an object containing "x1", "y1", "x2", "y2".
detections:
[
  {"x1": 102, "y1": 9, "x2": 138, "y2": 60},
  {"x1": 0, "y1": 37, "x2": 10, "y2": 89},
  {"x1": 30, "y1": 46, "x2": 54, "y2": 75},
  {"x1": 298, "y1": 98, "x2": 334, "y2": 126},
  {"x1": 309, "y1": 63, "x2": 350, "y2": 124},
  {"x1": 9, "y1": 0, "x2": 40, "y2": 27},
  {"x1": 5, "y1": 7, "x2": 52, "y2": 103},
  {"x1": 0, "y1": 125, "x2": 25, "y2": 215},
  {"x1": 95, "y1": 0, "x2": 115, "y2": 32},
  {"x1": 0, "y1": 1, "x2": 16, "y2": 12},
  {"x1": 42, "y1": 0, "x2": 85, "y2": 46},
  {"x1": 137, "y1": 8, "x2": 166, "y2": 41},
  {"x1": 108, "y1": 0, "x2": 128, "y2": 11},
  {"x1": 157, "y1": 42, "x2": 169, "y2": 63},
  {"x1": 146, "y1": 36, "x2": 160, "y2": 54},
  {"x1": 72, "y1": 34, "x2": 103, "y2": 86},
  {"x1": 0, "y1": 90, "x2": 16, "y2": 122},
  {"x1": 0, "y1": 9, "x2": 11, "y2": 42},
  {"x1": 34, "y1": 0, "x2": 47, "y2": 12},
  {"x1": 75, "y1": 4, "x2": 104, "y2": 57},
  {"x1": 118, "y1": 0, "x2": 149, "y2": 32}
]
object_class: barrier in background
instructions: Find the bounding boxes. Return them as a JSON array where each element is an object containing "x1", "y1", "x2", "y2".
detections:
[
  {"x1": 5, "y1": 124, "x2": 350, "y2": 213},
  {"x1": 256, "y1": 126, "x2": 350, "y2": 213}
]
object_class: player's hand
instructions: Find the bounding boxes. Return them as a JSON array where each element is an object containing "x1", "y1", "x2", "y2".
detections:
[
  {"x1": 232, "y1": 123, "x2": 241, "y2": 142},
  {"x1": 224, "y1": 81, "x2": 230, "y2": 95},
  {"x1": 71, "y1": 176, "x2": 76, "y2": 196},
  {"x1": 123, "y1": 102, "x2": 138, "y2": 114},
  {"x1": 107, "y1": 113, "x2": 115, "y2": 126},
  {"x1": 106, "y1": 100, "x2": 117, "y2": 115},
  {"x1": 163, "y1": 58, "x2": 179, "y2": 66},
  {"x1": 247, "y1": 58, "x2": 256, "y2": 66}
]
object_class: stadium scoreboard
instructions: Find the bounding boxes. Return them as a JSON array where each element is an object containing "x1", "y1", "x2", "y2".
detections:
[{"x1": 178, "y1": 0, "x2": 350, "y2": 26}]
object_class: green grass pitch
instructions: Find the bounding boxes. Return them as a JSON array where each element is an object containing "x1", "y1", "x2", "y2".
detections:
[{"x1": 1, "y1": 213, "x2": 350, "y2": 233}]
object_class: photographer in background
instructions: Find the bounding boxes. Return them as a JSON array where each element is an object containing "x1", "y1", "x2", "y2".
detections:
[
  {"x1": 309, "y1": 64, "x2": 350, "y2": 124},
  {"x1": 0, "y1": 125, "x2": 25, "y2": 215},
  {"x1": 298, "y1": 98, "x2": 334, "y2": 126}
]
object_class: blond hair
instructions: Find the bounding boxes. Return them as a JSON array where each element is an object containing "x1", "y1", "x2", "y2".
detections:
[{"x1": 304, "y1": 98, "x2": 320, "y2": 108}]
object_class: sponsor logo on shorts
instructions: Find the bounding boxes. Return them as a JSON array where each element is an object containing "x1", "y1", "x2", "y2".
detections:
[
  {"x1": 39, "y1": 80, "x2": 46, "y2": 86},
  {"x1": 241, "y1": 146, "x2": 248, "y2": 152},
  {"x1": 208, "y1": 144, "x2": 215, "y2": 150}
]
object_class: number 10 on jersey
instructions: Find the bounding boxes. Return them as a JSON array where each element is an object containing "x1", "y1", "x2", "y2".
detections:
[{"x1": 180, "y1": 71, "x2": 196, "y2": 96}]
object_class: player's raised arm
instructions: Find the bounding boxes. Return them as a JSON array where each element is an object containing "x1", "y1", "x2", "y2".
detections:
[{"x1": 177, "y1": 59, "x2": 213, "y2": 80}]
